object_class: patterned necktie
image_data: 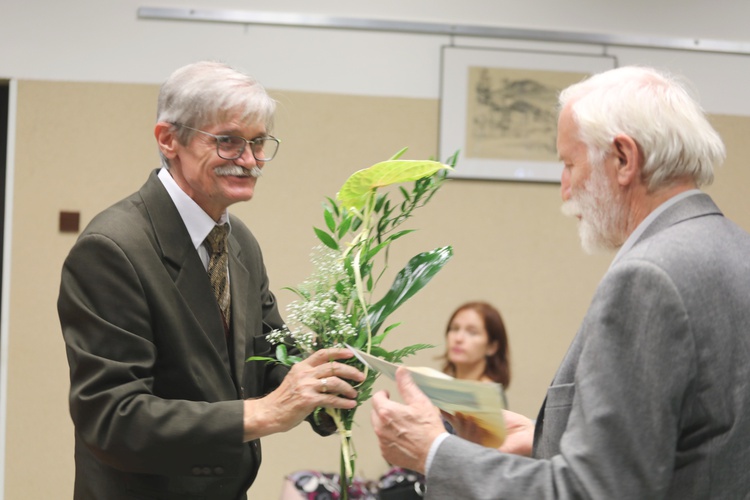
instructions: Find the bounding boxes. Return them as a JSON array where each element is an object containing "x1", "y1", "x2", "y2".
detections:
[{"x1": 204, "y1": 224, "x2": 231, "y2": 329}]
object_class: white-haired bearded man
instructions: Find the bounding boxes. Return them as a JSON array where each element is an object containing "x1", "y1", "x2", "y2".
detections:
[{"x1": 371, "y1": 65, "x2": 750, "y2": 499}]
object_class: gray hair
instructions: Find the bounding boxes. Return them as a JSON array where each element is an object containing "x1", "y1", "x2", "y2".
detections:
[
  {"x1": 156, "y1": 60, "x2": 276, "y2": 167},
  {"x1": 559, "y1": 66, "x2": 725, "y2": 190}
]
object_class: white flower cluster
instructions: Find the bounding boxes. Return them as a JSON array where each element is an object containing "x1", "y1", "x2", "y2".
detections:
[{"x1": 273, "y1": 246, "x2": 359, "y2": 353}]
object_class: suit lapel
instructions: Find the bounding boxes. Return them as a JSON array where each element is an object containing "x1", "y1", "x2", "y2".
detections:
[
  {"x1": 139, "y1": 170, "x2": 234, "y2": 379},
  {"x1": 228, "y1": 234, "x2": 249, "y2": 389}
]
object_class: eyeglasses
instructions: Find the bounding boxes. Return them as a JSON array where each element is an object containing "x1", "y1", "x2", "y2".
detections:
[{"x1": 175, "y1": 124, "x2": 280, "y2": 162}]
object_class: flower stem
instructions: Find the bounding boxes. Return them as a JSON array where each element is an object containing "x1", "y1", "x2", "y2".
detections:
[{"x1": 326, "y1": 408, "x2": 355, "y2": 498}]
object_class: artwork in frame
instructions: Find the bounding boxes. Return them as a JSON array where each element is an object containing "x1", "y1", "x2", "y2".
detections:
[{"x1": 439, "y1": 46, "x2": 617, "y2": 182}]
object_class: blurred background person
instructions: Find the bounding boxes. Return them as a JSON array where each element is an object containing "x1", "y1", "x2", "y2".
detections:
[
  {"x1": 441, "y1": 301, "x2": 511, "y2": 387},
  {"x1": 378, "y1": 302, "x2": 512, "y2": 498}
]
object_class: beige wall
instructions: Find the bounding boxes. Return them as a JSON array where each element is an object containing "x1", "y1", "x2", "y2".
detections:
[{"x1": 5, "y1": 81, "x2": 749, "y2": 499}]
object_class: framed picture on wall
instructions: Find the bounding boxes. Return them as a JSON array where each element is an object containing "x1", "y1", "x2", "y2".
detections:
[{"x1": 439, "y1": 46, "x2": 617, "y2": 182}]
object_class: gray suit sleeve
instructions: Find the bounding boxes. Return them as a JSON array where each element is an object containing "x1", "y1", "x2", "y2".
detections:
[{"x1": 427, "y1": 260, "x2": 693, "y2": 499}]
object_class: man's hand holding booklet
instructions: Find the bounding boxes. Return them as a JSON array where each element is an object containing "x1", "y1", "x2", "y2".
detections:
[{"x1": 347, "y1": 344, "x2": 507, "y2": 448}]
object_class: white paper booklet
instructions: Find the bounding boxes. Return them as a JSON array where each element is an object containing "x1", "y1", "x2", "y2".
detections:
[{"x1": 347, "y1": 344, "x2": 506, "y2": 447}]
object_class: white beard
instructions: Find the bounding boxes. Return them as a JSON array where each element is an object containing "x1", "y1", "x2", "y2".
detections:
[{"x1": 561, "y1": 167, "x2": 628, "y2": 254}]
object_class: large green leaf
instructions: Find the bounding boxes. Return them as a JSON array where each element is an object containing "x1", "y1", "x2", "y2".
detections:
[
  {"x1": 337, "y1": 160, "x2": 451, "y2": 210},
  {"x1": 363, "y1": 246, "x2": 453, "y2": 335}
]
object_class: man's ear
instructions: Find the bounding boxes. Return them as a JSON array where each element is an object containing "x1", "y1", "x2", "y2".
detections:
[
  {"x1": 154, "y1": 122, "x2": 179, "y2": 160},
  {"x1": 612, "y1": 134, "x2": 642, "y2": 186}
]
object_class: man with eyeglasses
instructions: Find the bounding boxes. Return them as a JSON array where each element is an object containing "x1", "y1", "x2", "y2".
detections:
[{"x1": 58, "y1": 61, "x2": 364, "y2": 500}]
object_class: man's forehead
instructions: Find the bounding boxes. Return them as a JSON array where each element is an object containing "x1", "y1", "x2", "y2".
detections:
[
  {"x1": 557, "y1": 116, "x2": 590, "y2": 166},
  {"x1": 207, "y1": 114, "x2": 266, "y2": 133}
]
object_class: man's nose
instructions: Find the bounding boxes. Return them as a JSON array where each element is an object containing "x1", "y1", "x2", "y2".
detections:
[
  {"x1": 560, "y1": 168, "x2": 571, "y2": 201},
  {"x1": 236, "y1": 146, "x2": 258, "y2": 166}
]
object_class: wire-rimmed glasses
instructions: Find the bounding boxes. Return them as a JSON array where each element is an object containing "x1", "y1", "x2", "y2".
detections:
[{"x1": 175, "y1": 123, "x2": 280, "y2": 162}]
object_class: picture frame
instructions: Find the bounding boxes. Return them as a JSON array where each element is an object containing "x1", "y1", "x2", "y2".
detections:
[{"x1": 439, "y1": 46, "x2": 618, "y2": 182}]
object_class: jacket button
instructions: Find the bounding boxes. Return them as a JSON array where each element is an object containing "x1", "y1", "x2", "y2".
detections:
[
  {"x1": 191, "y1": 467, "x2": 202, "y2": 476},
  {"x1": 202, "y1": 467, "x2": 212, "y2": 476},
  {"x1": 214, "y1": 467, "x2": 225, "y2": 476}
]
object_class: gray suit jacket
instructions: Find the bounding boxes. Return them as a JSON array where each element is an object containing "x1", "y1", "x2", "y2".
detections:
[
  {"x1": 427, "y1": 193, "x2": 750, "y2": 499},
  {"x1": 58, "y1": 170, "x2": 287, "y2": 499}
]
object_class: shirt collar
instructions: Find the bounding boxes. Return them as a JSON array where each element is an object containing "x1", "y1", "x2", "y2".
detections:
[{"x1": 158, "y1": 167, "x2": 230, "y2": 250}]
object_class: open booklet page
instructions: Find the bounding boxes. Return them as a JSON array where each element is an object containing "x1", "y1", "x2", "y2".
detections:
[{"x1": 346, "y1": 344, "x2": 506, "y2": 447}]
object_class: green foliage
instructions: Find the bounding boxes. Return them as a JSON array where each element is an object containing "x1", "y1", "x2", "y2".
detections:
[
  {"x1": 249, "y1": 150, "x2": 456, "y2": 498},
  {"x1": 363, "y1": 246, "x2": 453, "y2": 336},
  {"x1": 337, "y1": 159, "x2": 448, "y2": 211}
]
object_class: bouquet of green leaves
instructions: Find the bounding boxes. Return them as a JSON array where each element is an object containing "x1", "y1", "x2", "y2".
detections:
[{"x1": 254, "y1": 149, "x2": 454, "y2": 498}]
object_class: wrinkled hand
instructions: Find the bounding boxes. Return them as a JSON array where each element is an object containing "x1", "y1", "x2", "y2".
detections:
[
  {"x1": 497, "y1": 409, "x2": 535, "y2": 456},
  {"x1": 243, "y1": 348, "x2": 364, "y2": 441},
  {"x1": 371, "y1": 367, "x2": 445, "y2": 474}
]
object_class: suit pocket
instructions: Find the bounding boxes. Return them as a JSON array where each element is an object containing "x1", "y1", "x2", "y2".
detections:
[
  {"x1": 537, "y1": 383, "x2": 576, "y2": 457},
  {"x1": 546, "y1": 382, "x2": 575, "y2": 409}
]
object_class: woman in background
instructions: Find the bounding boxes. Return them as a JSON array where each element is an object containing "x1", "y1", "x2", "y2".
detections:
[
  {"x1": 441, "y1": 301, "x2": 511, "y2": 387},
  {"x1": 379, "y1": 301, "x2": 511, "y2": 497},
  {"x1": 439, "y1": 301, "x2": 511, "y2": 447}
]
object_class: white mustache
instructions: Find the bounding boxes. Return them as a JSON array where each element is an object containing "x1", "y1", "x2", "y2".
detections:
[
  {"x1": 561, "y1": 199, "x2": 580, "y2": 218},
  {"x1": 214, "y1": 165, "x2": 262, "y2": 178}
]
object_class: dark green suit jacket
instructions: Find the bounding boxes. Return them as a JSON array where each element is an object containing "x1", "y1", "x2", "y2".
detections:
[{"x1": 58, "y1": 170, "x2": 286, "y2": 499}]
